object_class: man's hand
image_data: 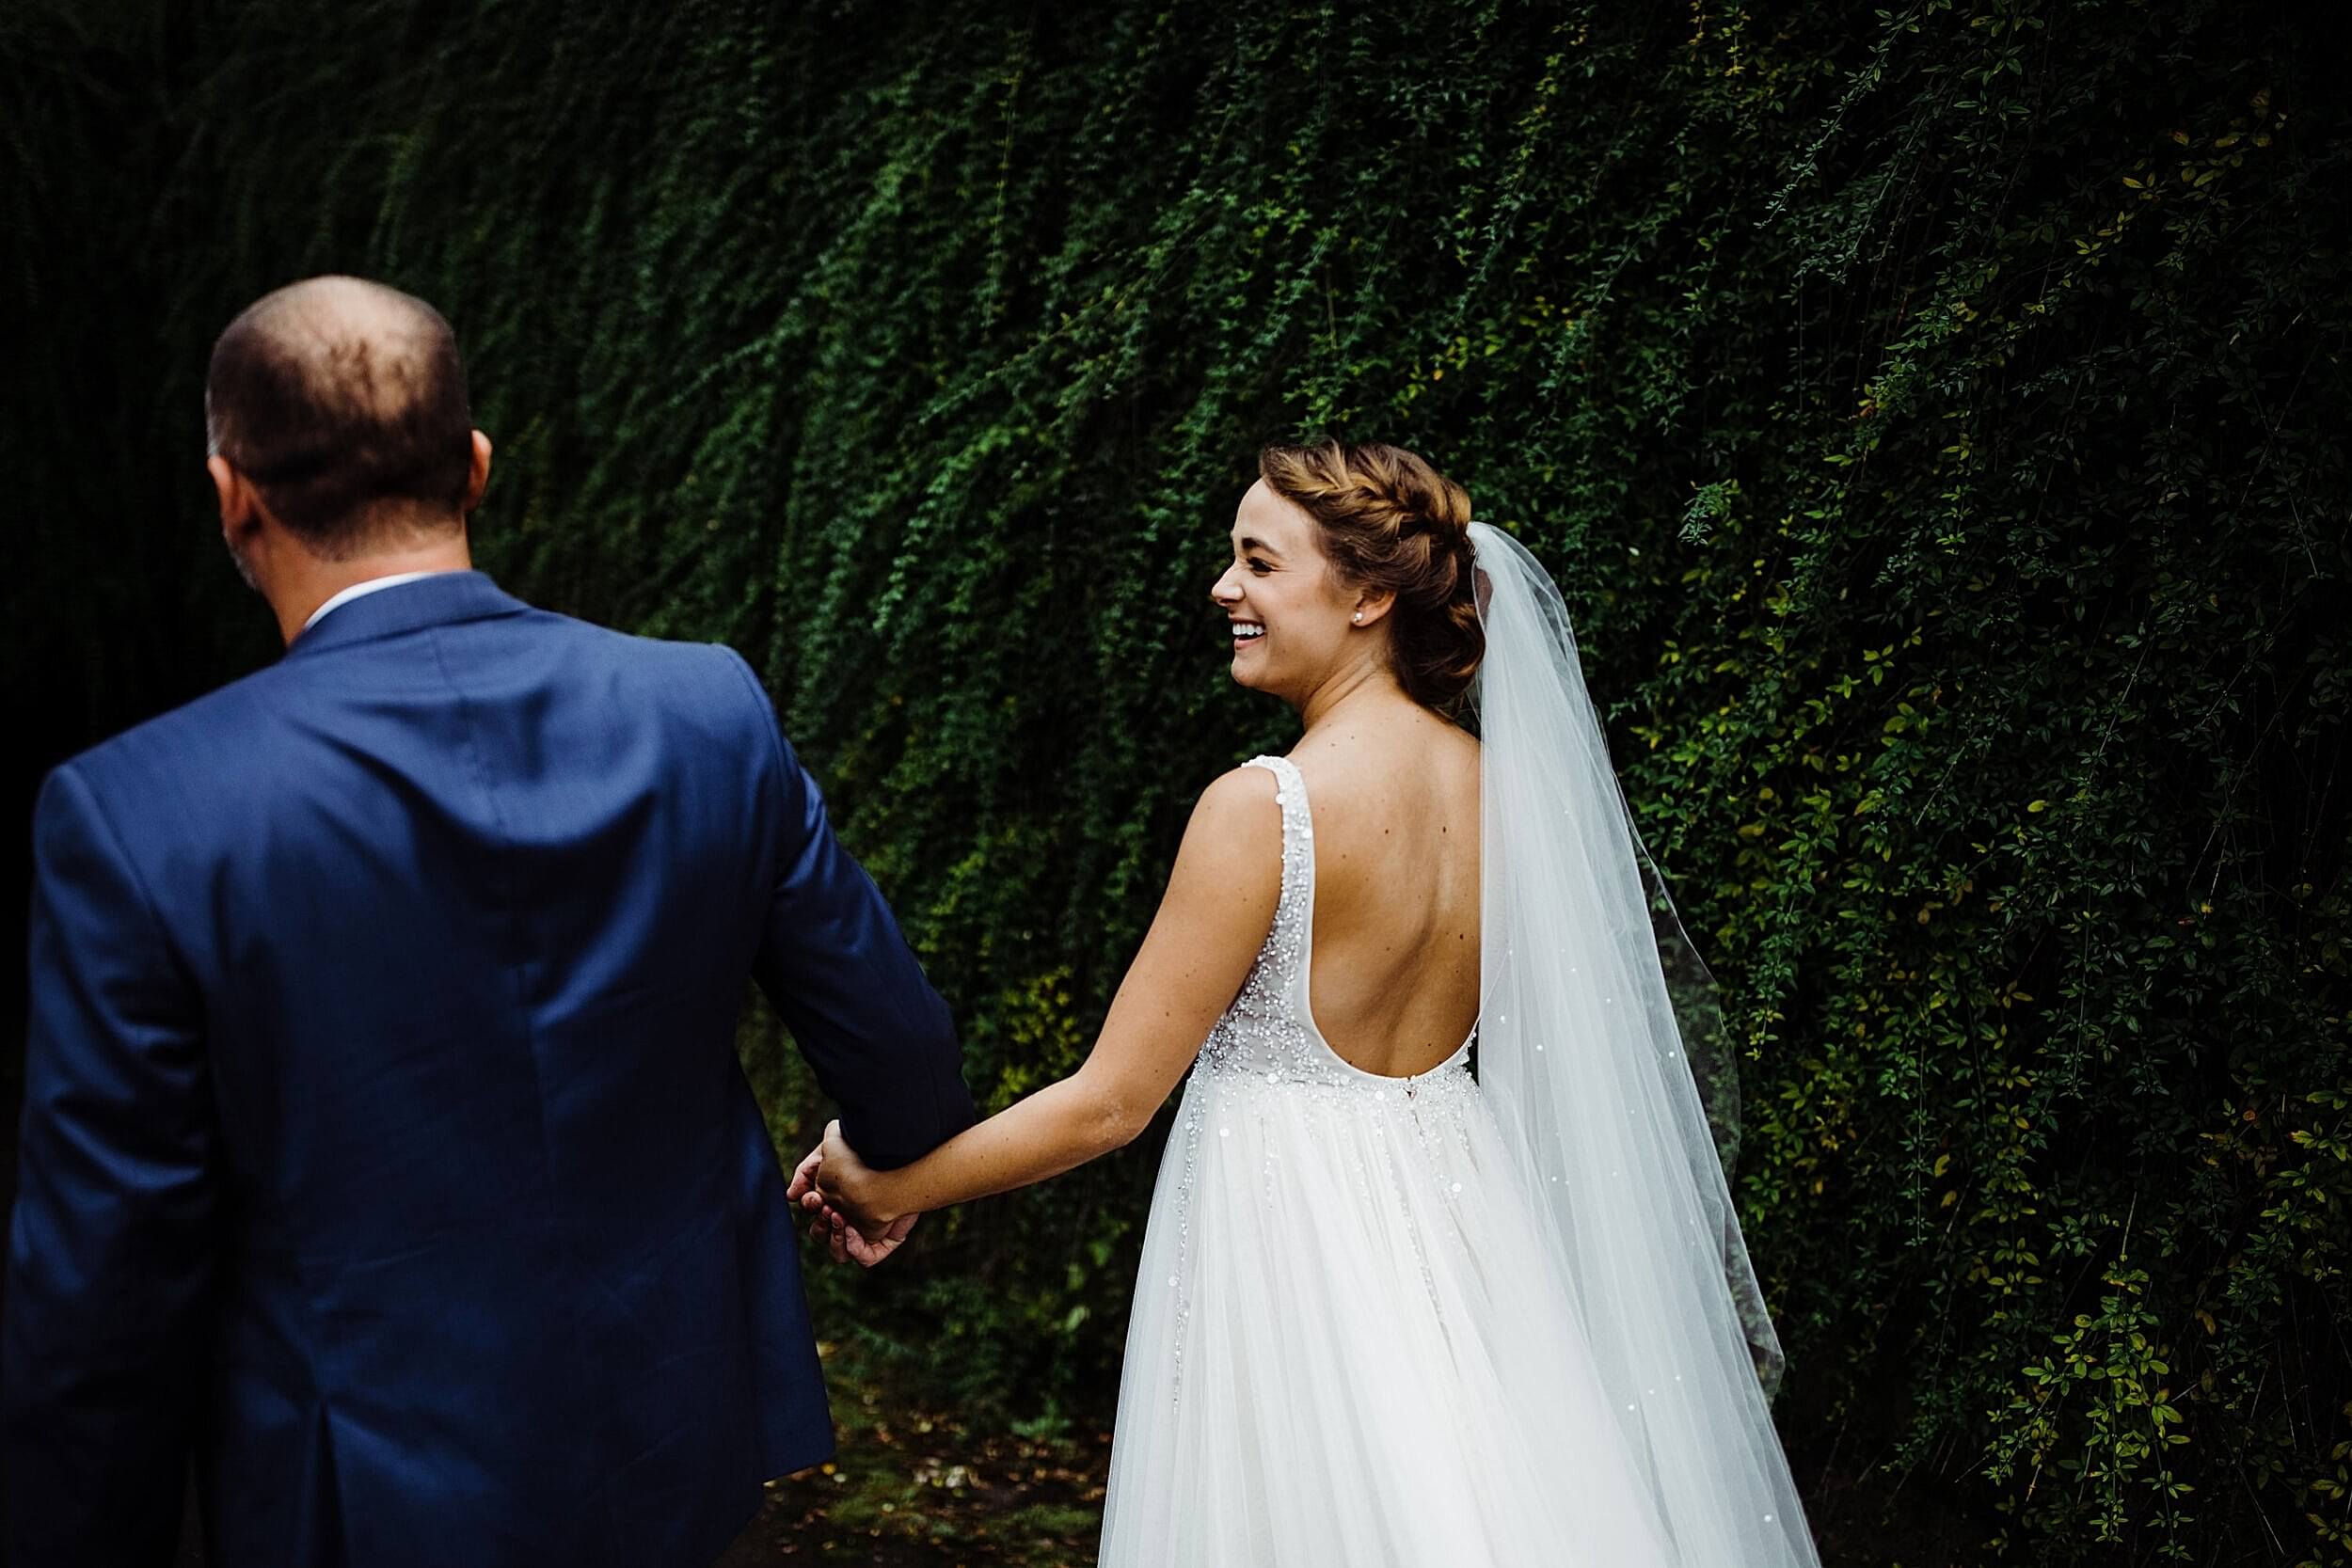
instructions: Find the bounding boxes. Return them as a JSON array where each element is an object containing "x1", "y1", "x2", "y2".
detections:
[
  {"x1": 787, "y1": 1141, "x2": 916, "y2": 1267},
  {"x1": 812, "y1": 1118, "x2": 906, "y2": 1235}
]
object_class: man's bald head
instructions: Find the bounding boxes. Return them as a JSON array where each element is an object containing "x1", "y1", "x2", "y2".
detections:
[{"x1": 206, "y1": 277, "x2": 475, "y2": 555}]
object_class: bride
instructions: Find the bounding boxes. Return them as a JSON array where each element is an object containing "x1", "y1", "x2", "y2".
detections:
[{"x1": 799, "y1": 440, "x2": 1820, "y2": 1566}]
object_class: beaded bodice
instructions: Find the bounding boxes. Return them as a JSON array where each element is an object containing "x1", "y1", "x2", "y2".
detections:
[
  {"x1": 1156, "y1": 754, "x2": 1479, "y2": 1412},
  {"x1": 1195, "y1": 754, "x2": 1473, "y2": 1098}
]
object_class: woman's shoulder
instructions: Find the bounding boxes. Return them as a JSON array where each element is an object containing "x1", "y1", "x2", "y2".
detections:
[
  {"x1": 1202, "y1": 756, "x2": 1286, "y2": 801},
  {"x1": 1161, "y1": 762, "x2": 1287, "y2": 911},
  {"x1": 1185, "y1": 758, "x2": 1286, "y2": 836},
  {"x1": 1288, "y1": 709, "x2": 1478, "y2": 800}
]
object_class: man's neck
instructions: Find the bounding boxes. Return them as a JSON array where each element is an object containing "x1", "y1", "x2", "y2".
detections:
[{"x1": 272, "y1": 538, "x2": 475, "y2": 646}]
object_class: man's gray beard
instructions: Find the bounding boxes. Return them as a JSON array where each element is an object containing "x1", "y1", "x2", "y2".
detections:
[{"x1": 225, "y1": 535, "x2": 261, "y2": 593}]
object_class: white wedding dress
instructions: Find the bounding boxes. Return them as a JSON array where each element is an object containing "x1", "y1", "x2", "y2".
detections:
[
  {"x1": 1097, "y1": 524, "x2": 1820, "y2": 1567},
  {"x1": 1098, "y1": 753, "x2": 1677, "y2": 1567}
]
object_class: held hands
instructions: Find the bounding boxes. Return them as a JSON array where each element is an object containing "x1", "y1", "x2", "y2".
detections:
[{"x1": 786, "y1": 1120, "x2": 916, "y2": 1268}]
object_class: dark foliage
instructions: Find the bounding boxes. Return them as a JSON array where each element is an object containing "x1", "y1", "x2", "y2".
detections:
[{"x1": 4, "y1": 2, "x2": 2345, "y2": 1560}]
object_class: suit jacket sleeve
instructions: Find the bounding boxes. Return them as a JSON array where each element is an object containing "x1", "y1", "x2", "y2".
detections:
[
  {"x1": 5, "y1": 762, "x2": 215, "y2": 1568},
  {"x1": 721, "y1": 650, "x2": 977, "y2": 1169}
]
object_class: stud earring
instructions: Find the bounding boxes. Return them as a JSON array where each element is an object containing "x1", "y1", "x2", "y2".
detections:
[{"x1": 1352, "y1": 611, "x2": 1362, "y2": 623}]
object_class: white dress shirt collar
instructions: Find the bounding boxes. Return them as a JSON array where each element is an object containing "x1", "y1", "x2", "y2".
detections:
[{"x1": 300, "y1": 571, "x2": 454, "y2": 634}]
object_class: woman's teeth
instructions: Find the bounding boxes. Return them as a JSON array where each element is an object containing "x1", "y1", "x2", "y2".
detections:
[{"x1": 1232, "y1": 623, "x2": 1265, "y2": 641}]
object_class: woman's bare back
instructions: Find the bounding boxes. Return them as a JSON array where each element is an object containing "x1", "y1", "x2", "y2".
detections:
[{"x1": 1287, "y1": 705, "x2": 1482, "y2": 1078}]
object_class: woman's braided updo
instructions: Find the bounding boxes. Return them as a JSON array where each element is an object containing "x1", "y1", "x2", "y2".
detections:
[{"x1": 1257, "y1": 438, "x2": 1484, "y2": 710}]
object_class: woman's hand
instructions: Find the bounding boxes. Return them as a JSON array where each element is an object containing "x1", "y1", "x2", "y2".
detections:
[
  {"x1": 771, "y1": 767, "x2": 1284, "y2": 1228},
  {"x1": 813, "y1": 1118, "x2": 906, "y2": 1236},
  {"x1": 787, "y1": 1132, "x2": 917, "y2": 1268}
]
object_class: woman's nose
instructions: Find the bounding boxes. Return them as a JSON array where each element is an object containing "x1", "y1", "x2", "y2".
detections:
[{"x1": 1209, "y1": 565, "x2": 1242, "y2": 604}]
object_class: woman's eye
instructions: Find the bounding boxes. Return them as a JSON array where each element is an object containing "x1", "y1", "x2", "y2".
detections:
[{"x1": 1247, "y1": 558, "x2": 1273, "y2": 576}]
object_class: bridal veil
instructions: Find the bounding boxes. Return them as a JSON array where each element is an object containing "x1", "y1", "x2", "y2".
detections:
[{"x1": 1468, "y1": 522, "x2": 1818, "y2": 1565}]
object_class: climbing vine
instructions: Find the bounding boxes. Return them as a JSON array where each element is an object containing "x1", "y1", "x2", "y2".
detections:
[{"x1": 5, "y1": 1, "x2": 2345, "y2": 1560}]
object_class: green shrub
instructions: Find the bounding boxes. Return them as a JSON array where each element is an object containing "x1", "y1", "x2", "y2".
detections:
[{"x1": 6, "y1": 1, "x2": 2344, "y2": 1560}]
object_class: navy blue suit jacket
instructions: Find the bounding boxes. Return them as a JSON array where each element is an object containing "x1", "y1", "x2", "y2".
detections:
[{"x1": 4, "y1": 572, "x2": 975, "y2": 1566}]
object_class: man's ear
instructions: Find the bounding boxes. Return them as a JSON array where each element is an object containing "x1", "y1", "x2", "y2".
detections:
[
  {"x1": 208, "y1": 454, "x2": 262, "y2": 544},
  {"x1": 1352, "y1": 587, "x2": 1398, "y2": 627},
  {"x1": 463, "y1": 429, "x2": 493, "y2": 514}
]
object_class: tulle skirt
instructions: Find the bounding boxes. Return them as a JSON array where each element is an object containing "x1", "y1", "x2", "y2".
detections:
[{"x1": 1098, "y1": 1058, "x2": 1679, "y2": 1567}]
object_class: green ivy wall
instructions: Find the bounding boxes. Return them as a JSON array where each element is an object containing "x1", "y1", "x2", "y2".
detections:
[{"x1": 4, "y1": 2, "x2": 2345, "y2": 1561}]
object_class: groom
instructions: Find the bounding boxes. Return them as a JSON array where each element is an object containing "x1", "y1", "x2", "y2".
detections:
[{"x1": 2, "y1": 277, "x2": 975, "y2": 1566}]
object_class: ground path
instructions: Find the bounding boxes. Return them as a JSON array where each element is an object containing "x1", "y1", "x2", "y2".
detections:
[{"x1": 717, "y1": 1370, "x2": 1111, "y2": 1567}]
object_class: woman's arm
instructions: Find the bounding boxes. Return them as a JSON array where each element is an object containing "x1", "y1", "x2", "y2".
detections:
[{"x1": 812, "y1": 764, "x2": 1285, "y2": 1232}]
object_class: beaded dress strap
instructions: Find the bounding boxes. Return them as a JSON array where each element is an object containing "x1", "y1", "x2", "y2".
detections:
[{"x1": 1242, "y1": 754, "x2": 1314, "y2": 936}]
